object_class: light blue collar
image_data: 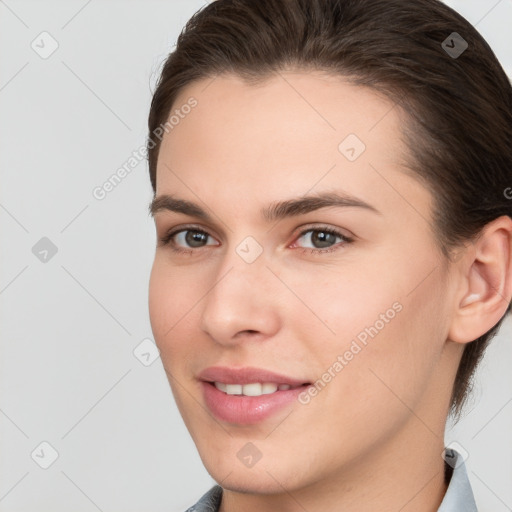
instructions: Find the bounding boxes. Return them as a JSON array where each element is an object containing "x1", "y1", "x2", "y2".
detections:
[{"x1": 438, "y1": 447, "x2": 478, "y2": 511}]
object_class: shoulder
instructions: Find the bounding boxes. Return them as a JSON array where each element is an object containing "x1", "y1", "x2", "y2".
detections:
[{"x1": 183, "y1": 485, "x2": 223, "y2": 512}]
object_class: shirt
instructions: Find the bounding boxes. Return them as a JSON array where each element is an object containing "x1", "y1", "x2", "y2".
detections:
[{"x1": 184, "y1": 448, "x2": 477, "y2": 512}]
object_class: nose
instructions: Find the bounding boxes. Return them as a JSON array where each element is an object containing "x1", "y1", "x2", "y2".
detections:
[{"x1": 199, "y1": 245, "x2": 281, "y2": 346}]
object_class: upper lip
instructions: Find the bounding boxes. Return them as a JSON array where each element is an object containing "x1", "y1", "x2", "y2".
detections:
[{"x1": 198, "y1": 366, "x2": 310, "y2": 386}]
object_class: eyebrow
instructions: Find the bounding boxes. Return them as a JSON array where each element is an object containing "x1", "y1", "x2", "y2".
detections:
[{"x1": 149, "y1": 191, "x2": 381, "y2": 223}]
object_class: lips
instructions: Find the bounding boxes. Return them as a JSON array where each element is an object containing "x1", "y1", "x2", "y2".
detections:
[
  {"x1": 198, "y1": 366, "x2": 313, "y2": 424},
  {"x1": 198, "y1": 366, "x2": 311, "y2": 387}
]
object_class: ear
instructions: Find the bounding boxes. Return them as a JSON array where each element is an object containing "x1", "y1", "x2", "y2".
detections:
[{"x1": 448, "y1": 215, "x2": 512, "y2": 344}]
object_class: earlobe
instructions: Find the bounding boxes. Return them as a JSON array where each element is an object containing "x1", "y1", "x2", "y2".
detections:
[{"x1": 448, "y1": 215, "x2": 512, "y2": 344}]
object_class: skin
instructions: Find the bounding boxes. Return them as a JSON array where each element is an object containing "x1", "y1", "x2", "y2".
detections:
[{"x1": 148, "y1": 70, "x2": 512, "y2": 512}]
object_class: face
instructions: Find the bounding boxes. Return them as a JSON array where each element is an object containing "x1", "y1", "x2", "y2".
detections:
[{"x1": 148, "y1": 71, "x2": 459, "y2": 495}]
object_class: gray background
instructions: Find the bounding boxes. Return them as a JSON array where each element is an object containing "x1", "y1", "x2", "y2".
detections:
[{"x1": 1, "y1": 1, "x2": 511, "y2": 511}]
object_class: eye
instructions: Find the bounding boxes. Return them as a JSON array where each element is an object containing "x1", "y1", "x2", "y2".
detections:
[
  {"x1": 158, "y1": 224, "x2": 354, "y2": 256},
  {"x1": 158, "y1": 226, "x2": 218, "y2": 254},
  {"x1": 291, "y1": 226, "x2": 354, "y2": 255}
]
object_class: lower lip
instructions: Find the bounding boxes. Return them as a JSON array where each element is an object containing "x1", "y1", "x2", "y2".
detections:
[{"x1": 201, "y1": 381, "x2": 311, "y2": 425}]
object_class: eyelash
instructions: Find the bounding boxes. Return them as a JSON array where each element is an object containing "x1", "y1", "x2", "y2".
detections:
[{"x1": 158, "y1": 224, "x2": 354, "y2": 256}]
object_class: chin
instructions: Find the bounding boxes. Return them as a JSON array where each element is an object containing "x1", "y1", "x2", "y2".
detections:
[
  {"x1": 210, "y1": 473, "x2": 296, "y2": 496},
  {"x1": 201, "y1": 452, "x2": 312, "y2": 495}
]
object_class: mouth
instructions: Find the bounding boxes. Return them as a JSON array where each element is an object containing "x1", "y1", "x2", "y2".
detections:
[{"x1": 197, "y1": 366, "x2": 312, "y2": 424}]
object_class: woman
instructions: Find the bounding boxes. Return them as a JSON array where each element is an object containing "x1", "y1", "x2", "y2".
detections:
[{"x1": 146, "y1": 0, "x2": 512, "y2": 510}]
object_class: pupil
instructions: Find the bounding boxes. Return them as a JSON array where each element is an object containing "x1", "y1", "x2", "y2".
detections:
[
  {"x1": 313, "y1": 231, "x2": 335, "y2": 248},
  {"x1": 186, "y1": 231, "x2": 207, "y2": 247}
]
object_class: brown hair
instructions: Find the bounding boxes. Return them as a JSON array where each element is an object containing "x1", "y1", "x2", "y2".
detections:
[{"x1": 147, "y1": 0, "x2": 512, "y2": 421}]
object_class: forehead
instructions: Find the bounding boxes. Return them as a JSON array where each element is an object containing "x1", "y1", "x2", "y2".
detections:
[
  {"x1": 166, "y1": 70, "x2": 402, "y2": 157},
  {"x1": 155, "y1": 71, "x2": 431, "y2": 225}
]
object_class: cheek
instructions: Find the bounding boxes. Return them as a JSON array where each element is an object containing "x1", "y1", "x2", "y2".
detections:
[
  {"x1": 148, "y1": 260, "x2": 203, "y2": 418},
  {"x1": 359, "y1": 292, "x2": 443, "y2": 416},
  {"x1": 279, "y1": 262, "x2": 404, "y2": 351},
  {"x1": 288, "y1": 254, "x2": 446, "y2": 406},
  {"x1": 148, "y1": 259, "x2": 195, "y2": 355}
]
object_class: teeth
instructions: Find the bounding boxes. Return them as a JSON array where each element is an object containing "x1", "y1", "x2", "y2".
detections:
[
  {"x1": 213, "y1": 382, "x2": 298, "y2": 396},
  {"x1": 214, "y1": 382, "x2": 228, "y2": 393}
]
